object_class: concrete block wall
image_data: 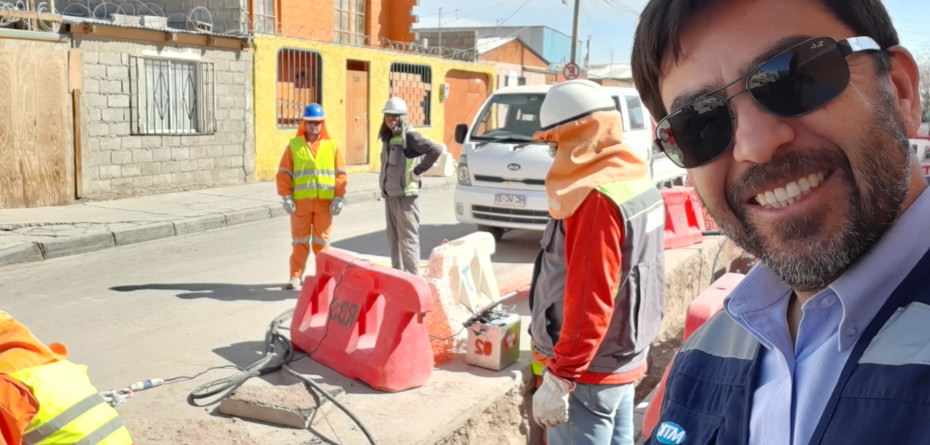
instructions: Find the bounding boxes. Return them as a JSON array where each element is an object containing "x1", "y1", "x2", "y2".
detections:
[
  {"x1": 75, "y1": 39, "x2": 254, "y2": 200},
  {"x1": 416, "y1": 31, "x2": 476, "y2": 52},
  {"x1": 159, "y1": 0, "x2": 247, "y2": 35}
]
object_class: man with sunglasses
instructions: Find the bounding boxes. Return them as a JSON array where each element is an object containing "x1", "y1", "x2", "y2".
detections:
[
  {"x1": 630, "y1": 0, "x2": 928, "y2": 444},
  {"x1": 276, "y1": 103, "x2": 348, "y2": 290}
]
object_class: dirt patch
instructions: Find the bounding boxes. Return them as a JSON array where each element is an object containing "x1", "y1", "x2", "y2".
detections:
[
  {"x1": 125, "y1": 417, "x2": 261, "y2": 445},
  {"x1": 434, "y1": 381, "x2": 531, "y2": 445}
]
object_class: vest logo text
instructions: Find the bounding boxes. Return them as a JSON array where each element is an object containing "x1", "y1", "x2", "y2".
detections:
[{"x1": 656, "y1": 421, "x2": 687, "y2": 444}]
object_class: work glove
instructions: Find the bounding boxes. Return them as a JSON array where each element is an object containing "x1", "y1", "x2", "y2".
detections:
[
  {"x1": 532, "y1": 371, "x2": 574, "y2": 427},
  {"x1": 329, "y1": 197, "x2": 345, "y2": 216},
  {"x1": 281, "y1": 196, "x2": 296, "y2": 215}
]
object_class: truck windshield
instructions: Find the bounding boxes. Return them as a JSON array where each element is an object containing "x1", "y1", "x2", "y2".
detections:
[{"x1": 470, "y1": 93, "x2": 545, "y2": 142}]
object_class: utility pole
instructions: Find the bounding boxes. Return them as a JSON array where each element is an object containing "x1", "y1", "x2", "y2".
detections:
[
  {"x1": 570, "y1": 0, "x2": 581, "y2": 64},
  {"x1": 584, "y1": 35, "x2": 591, "y2": 73},
  {"x1": 438, "y1": 7, "x2": 443, "y2": 51}
]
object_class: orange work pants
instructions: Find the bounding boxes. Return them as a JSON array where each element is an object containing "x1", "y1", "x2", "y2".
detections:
[{"x1": 290, "y1": 198, "x2": 333, "y2": 279}]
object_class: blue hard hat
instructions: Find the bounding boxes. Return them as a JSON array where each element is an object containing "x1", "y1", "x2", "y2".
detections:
[{"x1": 302, "y1": 103, "x2": 324, "y2": 121}]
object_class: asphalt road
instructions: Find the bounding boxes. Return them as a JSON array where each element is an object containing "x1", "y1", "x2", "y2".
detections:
[{"x1": 0, "y1": 187, "x2": 541, "y2": 444}]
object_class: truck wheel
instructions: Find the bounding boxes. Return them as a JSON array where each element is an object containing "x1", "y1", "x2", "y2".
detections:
[{"x1": 477, "y1": 225, "x2": 506, "y2": 241}]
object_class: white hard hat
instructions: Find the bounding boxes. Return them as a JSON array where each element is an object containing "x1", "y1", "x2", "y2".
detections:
[
  {"x1": 539, "y1": 79, "x2": 616, "y2": 130},
  {"x1": 382, "y1": 97, "x2": 408, "y2": 115}
]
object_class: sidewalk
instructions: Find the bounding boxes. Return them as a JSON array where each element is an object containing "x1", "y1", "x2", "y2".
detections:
[{"x1": 0, "y1": 173, "x2": 456, "y2": 267}]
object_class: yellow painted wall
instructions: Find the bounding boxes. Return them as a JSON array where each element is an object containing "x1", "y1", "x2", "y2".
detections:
[{"x1": 253, "y1": 35, "x2": 497, "y2": 180}]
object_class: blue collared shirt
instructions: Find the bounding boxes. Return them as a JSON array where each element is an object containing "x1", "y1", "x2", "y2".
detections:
[{"x1": 725, "y1": 180, "x2": 930, "y2": 445}]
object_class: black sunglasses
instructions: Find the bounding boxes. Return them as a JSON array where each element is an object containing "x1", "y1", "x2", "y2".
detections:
[{"x1": 654, "y1": 36, "x2": 880, "y2": 168}]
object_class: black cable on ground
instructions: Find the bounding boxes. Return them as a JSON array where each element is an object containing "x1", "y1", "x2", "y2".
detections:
[
  {"x1": 187, "y1": 308, "x2": 296, "y2": 407},
  {"x1": 186, "y1": 262, "x2": 377, "y2": 445},
  {"x1": 283, "y1": 365, "x2": 378, "y2": 445}
]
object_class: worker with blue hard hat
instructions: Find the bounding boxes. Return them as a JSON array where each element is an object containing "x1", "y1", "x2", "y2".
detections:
[{"x1": 276, "y1": 103, "x2": 348, "y2": 290}]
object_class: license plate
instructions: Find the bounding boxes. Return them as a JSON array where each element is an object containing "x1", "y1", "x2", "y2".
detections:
[{"x1": 494, "y1": 193, "x2": 526, "y2": 208}]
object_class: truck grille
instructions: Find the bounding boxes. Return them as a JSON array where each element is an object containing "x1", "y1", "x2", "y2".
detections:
[
  {"x1": 472, "y1": 205, "x2": 550, "y2": 225},
  {"x1": 474, "y1": 175, "x2": 545, "y2": 186}
]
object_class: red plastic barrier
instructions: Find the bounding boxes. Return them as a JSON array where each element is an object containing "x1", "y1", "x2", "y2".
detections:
[
  {"x1": 661, "y1": 187, "x2": 705, "y2": 249},
  {"x1": 290, "y1": 249, "x2": 434, "y2": 392},
  {"x1": 684, "y1": 273, "x2": 744, "y2": 341},
  {"x1": 641, "y1": 273, "x2": 745, "y2": 440}
]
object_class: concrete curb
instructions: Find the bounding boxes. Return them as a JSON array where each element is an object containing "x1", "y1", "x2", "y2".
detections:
[
  {"x1": 0, "y1": 242, "x2": 44, "y2": 266},
  {"x1": 41, "y1": 232, "x2": 116, "y2": 259},
  {"x1": 0, "y1": 177, "x2": 458, "y2": 269},
  {"x1": 113, "y1": 222, "x2": 177, "y2": 246}
]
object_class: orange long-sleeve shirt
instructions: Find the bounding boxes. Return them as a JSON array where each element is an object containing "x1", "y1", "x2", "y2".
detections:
[
  {"x1": 275, "y1": 136, "x2": 348, "y2": 205},
  {"x1": 0, "y1": 312, "x2": 68, "y2": 445},
  {"x1": 547, "y1": 191, "x2": 647, "y2": 385}
]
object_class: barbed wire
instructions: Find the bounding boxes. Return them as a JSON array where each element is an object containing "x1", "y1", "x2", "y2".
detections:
[
  {"x1": 0, "y1": 2, "x2": 484, "y2": 63},
  {"x1": 0, "y1": 0, "x2": 62, "y2": 32}
]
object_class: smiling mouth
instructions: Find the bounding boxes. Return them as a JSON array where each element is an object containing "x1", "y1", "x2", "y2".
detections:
[{"x1": 753, "y1": 172, "x2": 827, "y2": 209}]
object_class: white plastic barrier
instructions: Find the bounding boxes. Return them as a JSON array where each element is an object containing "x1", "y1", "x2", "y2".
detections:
[
  {"x1": 426, "y1": 231, "x2": 500, "y2": 310},
  {"x1": 423, "y1": 231, "x2": 501, "y2": 361}
]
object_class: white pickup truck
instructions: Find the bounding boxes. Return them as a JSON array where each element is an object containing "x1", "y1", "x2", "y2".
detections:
[{"x1": 452, "y1": 84, "x2": 687, "y2": 240}]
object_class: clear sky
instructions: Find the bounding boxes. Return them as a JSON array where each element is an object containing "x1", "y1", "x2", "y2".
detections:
[{"x1": 413, "y1": 0, "x2": 930, "y2": 65}]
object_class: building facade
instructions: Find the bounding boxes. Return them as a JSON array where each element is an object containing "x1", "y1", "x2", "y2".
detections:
[
  {"x1": 477, "y1": 37, "x2": 549, "y2": 88},
  {"x1": 68, "y1": 23, "x2": 253, "y2": 200},
  {"x1": 416, "y1": 25, "x2": 573, "y2": 69},
  {"x1": 249, "y1": 0, "x2": 496, "y2": 175}
]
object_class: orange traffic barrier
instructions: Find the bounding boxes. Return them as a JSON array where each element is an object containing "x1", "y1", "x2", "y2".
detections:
[
  {"x1": 290, "y1": 249, "x2": 434, "y2": 392},
  {"x1": 661, "y1": 187, "x2": 705, "y2": 249},
  {"x1": 641, "y1": 272, "x2": 745, "y2": 440}
]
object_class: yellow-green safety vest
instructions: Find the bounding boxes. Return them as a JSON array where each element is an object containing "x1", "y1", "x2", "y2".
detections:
[
  {"x1": 289, "y1": 137, "x2": 337, "y2": 200},
  {"x1": 389, "y1": 134, "x2": 419, "y2": 196},
  {"x1": 10, "y1": 360, "x2": 133, "y2": 445}
]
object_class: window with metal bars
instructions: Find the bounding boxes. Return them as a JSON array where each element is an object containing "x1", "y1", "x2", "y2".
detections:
[
  {"x1": 129, "y1": 57, "x2": 216, "y2": 135},
  {"x1": 388, "y1": 62, "x2": 431, "y2": 127},
  {"x1": 276, "y1": 49, "x2": 323, "y2": 127},
  {"x1": 333, "y1": 0, "x2": 366, "y2": 46}
]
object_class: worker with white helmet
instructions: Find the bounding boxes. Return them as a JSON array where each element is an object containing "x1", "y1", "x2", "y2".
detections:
[
  {"x1": 527, "y1": 80, "x2": 666, "y2": 445},
  {"x1": 377, "y1": 96, "x2": 443, "y2": 274}
]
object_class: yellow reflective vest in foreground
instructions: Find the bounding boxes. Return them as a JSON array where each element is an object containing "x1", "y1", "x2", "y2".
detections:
[
  {"x1": 11, "y1": 360, "x2": 132, "y2": 445},
  {"x1": 290, "y1": 137, "x2": 337, "y2": 200}
]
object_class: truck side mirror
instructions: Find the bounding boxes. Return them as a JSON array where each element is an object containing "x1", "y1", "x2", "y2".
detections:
[{"x1": 455, "y1": 124, "x2": 468, "y2": 144}]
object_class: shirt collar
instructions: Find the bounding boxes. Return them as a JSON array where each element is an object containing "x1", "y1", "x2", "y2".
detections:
[{"x1": 726, "y1": 178, "x2": 930, "y2": 351}]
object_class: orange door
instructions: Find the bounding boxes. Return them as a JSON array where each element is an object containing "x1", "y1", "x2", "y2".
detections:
[
  {"x1": 345, "y1": 63, "x2": 369, "y2": 165},
  {"x1": 443, "y1": 71, "x2": 489, "y2": 159}
]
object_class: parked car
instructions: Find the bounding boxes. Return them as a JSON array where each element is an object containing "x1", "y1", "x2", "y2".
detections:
[{"x1": 452, "y1": 84, "x2": 686, "y2": 240}]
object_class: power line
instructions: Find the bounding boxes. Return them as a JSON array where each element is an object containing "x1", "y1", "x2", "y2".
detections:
[{"x1": 499, "y1": 0, "x2": 532, "y2": 26}]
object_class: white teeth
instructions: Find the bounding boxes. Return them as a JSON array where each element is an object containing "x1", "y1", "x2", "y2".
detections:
[
  {"x1": 774, "y1": 187, "x2": 788, "y2": 201},
  {"x1": 809, "y1": 172, "x2": 823, "y2": 188},
  {"x1": 754, "y1": 171, "x2": 827, "y2": 208},
  {"x1": 798, "y1": 177, "x2": 811, "y2": 192}
]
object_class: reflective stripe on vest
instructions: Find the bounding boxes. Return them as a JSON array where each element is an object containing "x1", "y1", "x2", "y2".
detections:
[
  {"x1": 389, "y1": 135, "x2": 419, "y2": 196},
  {"x1": 11, "y1": 360, "x2": 133, "y2": 445},
  {"x1": 290, "y1": 137, "x2": 337, "y2": 200}
]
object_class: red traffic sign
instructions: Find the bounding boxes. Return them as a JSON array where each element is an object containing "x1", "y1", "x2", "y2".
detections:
[{"x1": 562, "y1": 62, "x2": 580, "y2": 80}]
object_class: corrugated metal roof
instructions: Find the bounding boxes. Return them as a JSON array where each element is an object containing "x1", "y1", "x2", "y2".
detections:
[{"x1": 476, "y1": 37, "x2": 516, "y2": 55}]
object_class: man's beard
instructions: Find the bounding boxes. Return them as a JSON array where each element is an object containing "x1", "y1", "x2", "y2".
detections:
[{"x1": 706, "y1": 93, "x2": 911, "y2": 291}]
